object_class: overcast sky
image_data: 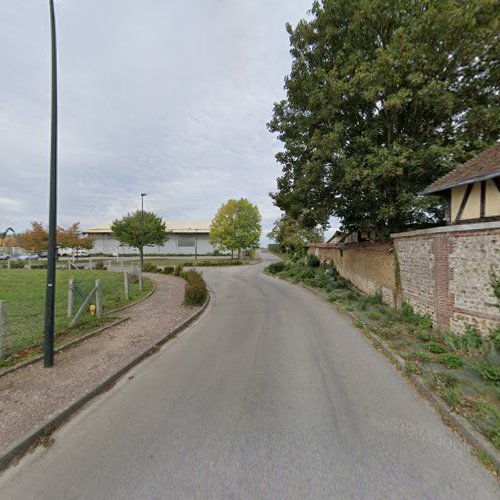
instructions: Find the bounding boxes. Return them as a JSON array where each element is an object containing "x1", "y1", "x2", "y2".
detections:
[{"x1": 0, "y1": 0, "x2": 335, "y2": 242}]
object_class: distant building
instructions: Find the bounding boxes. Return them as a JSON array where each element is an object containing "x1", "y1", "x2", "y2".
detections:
[
  {"x1": 421, "y1": 142, "x2": 500, "y2": 224},
  {"x1": 84, "y1": 220, "x2": 215, "y2": 255}
]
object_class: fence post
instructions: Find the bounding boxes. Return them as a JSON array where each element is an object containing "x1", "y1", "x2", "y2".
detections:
[
  {"x1": 138, "y1": 268, "x2": 143, "y2": 292},
  {"x1": 7, "y1": 258, "x2": 10, "y2": 270},
  {"x1": 95, "y1": 279, "x2": 102, "y2": 318},
  {"x1": 124, "y1": 271, "x2": 129, "y2": 300},
  {"x1": 67, "y1": 278, "x2": 74, "y2": 319},
  {"x1": 68, "y1": 260, "x2": 71, "y2": 270},
  {"x1": 0, "y1": 300, "x2": 5, "y2": 357},
  {"x1": 89, "y1": 258, "x2": 93, "y2": 270},
  {"x1": 107, "y1": 260, "x2": 111, "y2": 271},
  {"x1": 120, "y1": 260, "x2": 124, "y2": 272}
]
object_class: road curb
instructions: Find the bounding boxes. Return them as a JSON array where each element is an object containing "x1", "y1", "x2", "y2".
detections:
[
  {"x1": 0, "y1": 292, "x2": 211, "y2": 473},
  {"x1": 269, "y1": 273, "x2": 500, "y2": 475}
]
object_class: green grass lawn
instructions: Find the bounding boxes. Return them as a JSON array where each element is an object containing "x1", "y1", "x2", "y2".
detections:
[{"x1": 0, "y1": 269, "x2": 153, "y2": 361}]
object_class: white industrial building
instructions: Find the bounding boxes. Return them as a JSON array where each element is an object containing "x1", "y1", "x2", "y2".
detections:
[{"x1": 84, "y1": 220, "x2": 215, "y2": 255}]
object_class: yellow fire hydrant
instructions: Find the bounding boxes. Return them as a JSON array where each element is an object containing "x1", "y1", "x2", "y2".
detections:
[{"x1": 89, "y1": 304, "x2": 96, "y2": 316}]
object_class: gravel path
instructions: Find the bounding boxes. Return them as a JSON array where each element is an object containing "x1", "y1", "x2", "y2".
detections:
[{"x1": 0, "y1": 273, "x2": 197, "y2": 451}]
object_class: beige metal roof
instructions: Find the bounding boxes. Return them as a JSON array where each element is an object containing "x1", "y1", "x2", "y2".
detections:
[{"x1": 84, "y1": 220, "x2": 211, "y2": 234}]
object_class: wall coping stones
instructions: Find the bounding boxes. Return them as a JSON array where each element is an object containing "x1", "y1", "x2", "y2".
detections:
[{"x1": 391, "y1": 220, "x2": 500, "y2": 239}]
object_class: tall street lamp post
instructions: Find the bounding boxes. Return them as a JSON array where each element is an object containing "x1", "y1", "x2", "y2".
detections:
[
  {"x1": 140, "y1": 193, "x2": 147, "y2": 271},
  {"x1": 44, "y1": 0, "x2": 58, "y2": 368}
]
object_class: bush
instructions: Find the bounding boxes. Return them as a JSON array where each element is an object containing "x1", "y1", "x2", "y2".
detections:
[
  {"x1": 10, "y1": 260, "x2": 25, "y2": 269},
  {"x1": 439, "y1": 354, "x2": 463, "y2": 369},
  {"x1": 306, "y1": 254, "x2": 320, "y2": 268},
  {"x1": 162, "y1": 266, "x2": 174, "y2": 275},
  {"x1": 183, "y1": 261, "x2": 193, "y2": 267},
  {"x1": 94, "y1": 260, "x2": 105, "y2": 270},
  {"x1": 475, "y1": 361, "x2": 500, "y2": 386},
  {"x1": 489, "y1": 327, "x2": 500, "y2": 351},
  {"x1": 415, "y1": 351, "x2": 433, "y2": 363},
  {"x1": 267, "y1": 262, "x2": 286, "y2": 274},
  {"x1": 174, "y1": 264, "x2": 183, "y2": 276},
  {"x1": 143, "y1": 262, "x2": 159, "y2": 273},
  {"x1": 426, "y1": 342, "x2": 446, "y2": 354},
  {"x1": 183, "y1": 269, "x2": 208, "y2": 306},
  {"x1": 444, "y1": 327, "x2": 483, "y2": 353}
]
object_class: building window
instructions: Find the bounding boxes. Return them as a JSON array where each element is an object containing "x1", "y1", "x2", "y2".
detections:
[{"x1": 177, "y1": 234, "x2": 195, "y2": 247}]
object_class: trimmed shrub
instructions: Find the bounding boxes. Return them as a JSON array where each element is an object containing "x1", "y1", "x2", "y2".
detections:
[
  {"x1": 267, "y1": 262, "x2": 286, "y2": 274},
  {"x1": 174, "y1": 264, "x2": 183, "y2": 276},
  {"x1": 143, "y1": 262, "x2": 159, "y2": 273},
  {"x1": 183, "y1": 261, "x2": 193, "y2": 267},
  {"x1": 183, "y1": 269, "x2": 208, "y2": 306},
  {"x1": 10, "y1": 260, "x2": 25, "y2": 269},
  {"x1": 162, "y1": 266, "x2": 174, "y2": 275}
]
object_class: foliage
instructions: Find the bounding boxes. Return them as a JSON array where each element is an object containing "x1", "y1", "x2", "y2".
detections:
[
  {"x1": 57, "y1": 223, "x2": 94, "y2": 250},
  {"x1": 306, "y1": 254, "x2": 320, "y2": 268},
  {"x1": 267, "y1": 214, "x2": 323, "y2": 254},
  {"x1": 142, "y1": 262, "x2": 159, "y2": 273},
  {"x1": 439, "y1": 354, "x2": 464, "y2": 369},
  {"x1": 183, "y1": 270, "x2": 208, "y2": 306},
  {"x1": 111, "y1": 211, "x2": 169, "y2": 254},
  {"x1": 475, "y1": 361, "x2": 500, "y2": 386},
  {"x1": 174, "y1": 264, "x2": 183, "y2": 276},
  {"x1": 267, "y1": 261, "x2": 286, "y2": 274},
  {"x1": 16, "y1": 222, "x2": 94, "y2": 252},
  {"x1": 489, "y1": 327, "x2": 500, "y2": 351},
  {"x1": 16, "y1": 222, "x2": 48, "y2": 252},
  {"x1": 210, "y1": 199, "x2": 262, "y2": 256},
  {"x1": 268, "y1": 0, "x2": 500, "y2": 238},
  {"x1": 444, "y1": 327, "x2": 483, "y2": 353},
  {"x1": 426, "y1": 342, "x2": 446, "y2": 354},
  {"x1": 162, "y1": 266, "x2": 175, "y2": 275}
]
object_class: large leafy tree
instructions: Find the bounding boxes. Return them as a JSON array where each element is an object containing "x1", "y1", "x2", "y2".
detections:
[
  {"x1": 210, "y1": 199, "x2": 262, "y2": 258},
  {"x1": 112, "y1": 211, "x2": 169, "y2": 262},
  {"x1": 268, "y1": 214, "x2": 324, "y2": 254},
  {"x1": 269, "y1": 0, "x2": 499, "y2": 239}
]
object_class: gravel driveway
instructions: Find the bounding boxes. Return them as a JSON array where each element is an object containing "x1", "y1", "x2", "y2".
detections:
[{"x1": 0, "y1": 273, "x2": 198, "y2": 451}]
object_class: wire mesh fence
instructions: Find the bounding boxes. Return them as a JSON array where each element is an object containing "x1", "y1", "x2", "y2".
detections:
[{"x1": 0, "y1": 268, "x2": 150, "y2": 360}]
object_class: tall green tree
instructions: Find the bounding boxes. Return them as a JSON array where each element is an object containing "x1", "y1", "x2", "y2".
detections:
[
  {"x1": 112, "y1": 211, "x2": 169, "y2": 262},
  {"x1": 268, "y1": 214, "x2": 324, "y2": 254},
  {"x1": 269, "y1": 0, "x2": 499, "y2": 239},
  {"x1": 210, "y1": 199, "x2": 262, "y2": 258}
]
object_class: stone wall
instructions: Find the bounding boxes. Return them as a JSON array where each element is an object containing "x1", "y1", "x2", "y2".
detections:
[
  {"x1": 393, "y1": 221, "x2": 500, "y2": 335},
  {"x1": 307, "y1": 242, "x2": 398, "y2": 306}
]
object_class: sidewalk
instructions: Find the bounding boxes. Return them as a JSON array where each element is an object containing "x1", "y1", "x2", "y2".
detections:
[{"x1": 0, "y1": 273, "x2": 199, "y2": 454}]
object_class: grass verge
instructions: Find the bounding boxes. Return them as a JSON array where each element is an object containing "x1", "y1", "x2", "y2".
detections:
[{"x1": 0, "y1": 269, "x2": 153, "y2": 365}]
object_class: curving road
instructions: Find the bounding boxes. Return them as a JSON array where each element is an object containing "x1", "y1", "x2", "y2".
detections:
[{"x1": 0, "y1": 251, "x2": 498, "y2": 499}]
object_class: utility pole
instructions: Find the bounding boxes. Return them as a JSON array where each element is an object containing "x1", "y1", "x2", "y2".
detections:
[
  {"x1": 140, "y1": 193, "x2": 147, "y2": 271},
  {"x1": 43, "y1": 0, "x2": 58, "y2": 367}
]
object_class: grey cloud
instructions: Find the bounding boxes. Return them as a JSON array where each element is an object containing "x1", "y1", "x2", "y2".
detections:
[{"x1": 0, "y1": 0, "x2": 313, "y2": 241}]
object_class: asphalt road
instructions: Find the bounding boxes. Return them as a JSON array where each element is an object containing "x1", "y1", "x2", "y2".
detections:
[{"x1": 0, "y1": 252, "x2": 498, "y2": 499}]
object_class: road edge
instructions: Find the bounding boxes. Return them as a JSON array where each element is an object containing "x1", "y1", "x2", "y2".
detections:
[
  {"x1": 0, "y1": 291, "x2": 211, "y2": 474},
  {"x1": 267, "y1": 273, "x2": 500, "y2": 476}
]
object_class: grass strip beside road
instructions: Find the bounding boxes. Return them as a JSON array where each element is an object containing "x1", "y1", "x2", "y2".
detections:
[{"x1": 0, "y1": 269, "x2": 153, "y2": 365}]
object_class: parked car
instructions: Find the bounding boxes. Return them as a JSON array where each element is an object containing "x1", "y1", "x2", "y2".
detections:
[
  {"x1": 0, "y1": 252, "x2": 10, "y2": 260},
  {"x1": 73, "y1": 249, "x2": 90, "y2": 257},
  {"x1": 18, "y1": 253, "x2": 40, "y2": 261},
  {"x1": 38, "y1": 251, "x2": 49, "y2": 258}
]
